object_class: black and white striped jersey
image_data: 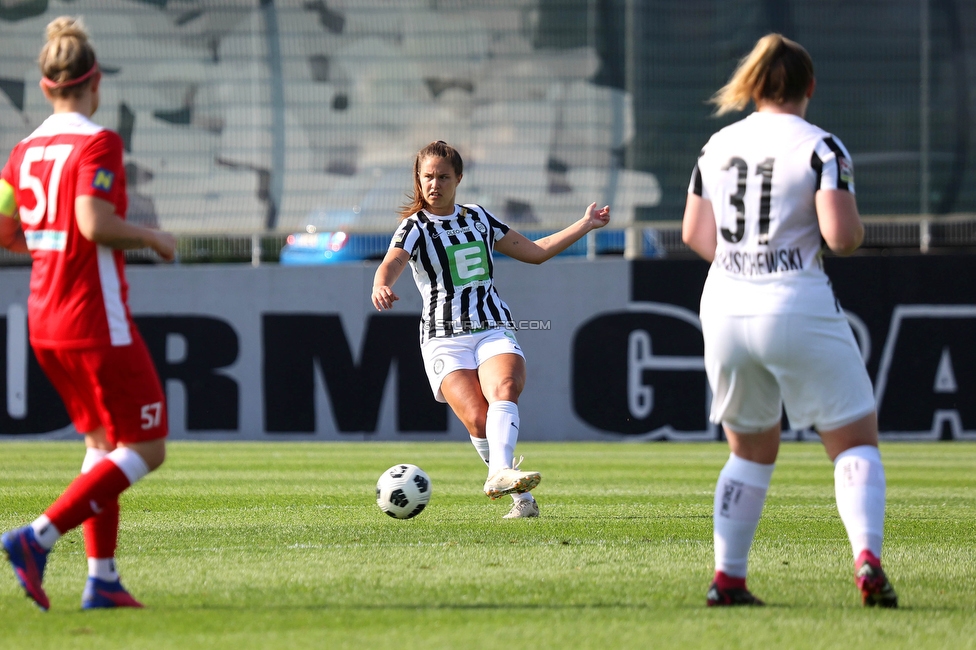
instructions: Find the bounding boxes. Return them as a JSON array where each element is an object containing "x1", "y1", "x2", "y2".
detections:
[
  {"x1": 689, "y1": 111, "x2": 855, "y2": 315},
  {"x1": 390, "y1": 203, "x2": 515, "y2": 343}
]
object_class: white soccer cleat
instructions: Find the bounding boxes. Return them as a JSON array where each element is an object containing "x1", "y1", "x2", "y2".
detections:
[
  {"x1": 483, "y1": 457, "x2": 541, "y2": 500},
  {"x1": 503, "y1": 498, "x2": 540, "y2": 519}
]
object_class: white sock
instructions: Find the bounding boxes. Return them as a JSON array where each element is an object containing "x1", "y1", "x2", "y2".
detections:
[
  {"x1": 714, "y1": 453, "x2": 775, "y2": 578},
  {"x1": 486, "y1": 401, "x2": 519, "y2": 476},
  {"x1": 30, "y1": 515, "x2": 61, "y2": 550},
  {"x1": 88, "y1": 557, "x2": 119, "y2": 582},
  {"x1": 470, "y1": 435, "x2": 490, "y2": 467},
  {"x1": 834, "y1": 445, "x2": 886, "y2": 559},
  {"x1": 82, "y1": 447, "x2": 109, "y2": 474},
  {"x1": 512, "y1": 492, "x2": 534, "y2": 503}
]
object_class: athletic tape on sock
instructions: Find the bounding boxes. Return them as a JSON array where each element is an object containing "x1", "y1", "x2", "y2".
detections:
[
  {"x1": 82, "y1": 448, "x2": 110, "y2": 474},
  {"x1": 107, "y1": 448, "x2": 150, "y2": 484}
]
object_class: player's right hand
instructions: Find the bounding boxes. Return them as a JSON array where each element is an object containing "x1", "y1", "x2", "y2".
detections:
[
  {"x1": 151, "y1": 231, "x2": 177, "y2": 262},
  {"x1": 371, "y1": 285, "x2": 399, "y2": 311}
]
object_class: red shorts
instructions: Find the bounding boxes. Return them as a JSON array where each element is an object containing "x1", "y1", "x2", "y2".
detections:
[{"x1": 34, "y1": 332, "x2": 168, "y2": 445}]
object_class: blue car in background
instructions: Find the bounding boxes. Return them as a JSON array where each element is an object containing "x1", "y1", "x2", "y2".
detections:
[
  {"x1": 279, "y1": 208, "x2": 391, "y2": 264},
  {"x1": 280, "y1": 230, "x2": 355, "y2": 264},
  {"x1": 279, "y1": 208, "x2": 661, "y2": 265}
]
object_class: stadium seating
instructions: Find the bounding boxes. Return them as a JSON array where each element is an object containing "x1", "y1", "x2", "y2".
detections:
[{"x1": 0, "y1": 0, "x2": 660, "y2": 236}]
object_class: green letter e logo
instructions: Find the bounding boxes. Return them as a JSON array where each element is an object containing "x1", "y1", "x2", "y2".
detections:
[{"x1": 447, "y1": 241, "x2": 489, "y2": 286}]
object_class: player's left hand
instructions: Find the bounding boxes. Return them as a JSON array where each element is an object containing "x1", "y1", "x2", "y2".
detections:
[{"x1": 584, "y1": 203, "x2": 610, "y2": 229}]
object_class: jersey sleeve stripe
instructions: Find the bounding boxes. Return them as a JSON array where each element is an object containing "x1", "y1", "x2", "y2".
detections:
[
  {"x1": 810, "y1": 151, "x2": 825, "y2": 190},
  {"x1": 481, "y1": 206, "x2": 510, "y2": 238},
  {"x1": 690, "y1": 161, "x2": 703, "y2": 196},
  {"x1": 822, "y1": 136, "x2": 850, "y2": 191},
  {"x1": 392, "y1": 219, "x2": 417, "y2": 250}
]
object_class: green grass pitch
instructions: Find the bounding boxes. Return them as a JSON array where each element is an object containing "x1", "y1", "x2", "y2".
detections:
[{"x1": 1, "y1": 441, "x2": 974, "y2": 649}]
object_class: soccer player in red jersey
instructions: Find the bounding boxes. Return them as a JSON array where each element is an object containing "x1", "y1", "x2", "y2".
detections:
[{"x1": 0, "y1": 16, "x2": 177, "y2": 611}]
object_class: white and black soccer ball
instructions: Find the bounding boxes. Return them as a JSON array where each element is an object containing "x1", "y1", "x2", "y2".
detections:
[{"x1": 376, "y1": 464, "x2": 432, "y2": 519}]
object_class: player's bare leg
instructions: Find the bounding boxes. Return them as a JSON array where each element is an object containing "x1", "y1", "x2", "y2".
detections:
[{"x1": 441, "y1": 369, "x2": 488, "y2": 440}]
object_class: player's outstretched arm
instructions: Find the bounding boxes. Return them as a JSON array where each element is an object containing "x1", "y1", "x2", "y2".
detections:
[
  {"x1": 495, "y1": 202, "x2": 610, "y2": 265},
  {"x1": 75, "y1": 195, "x2": 176, "y2": 261},
  {"x1": 371, "y1": 247, "x2": 411, "y2": 311}
]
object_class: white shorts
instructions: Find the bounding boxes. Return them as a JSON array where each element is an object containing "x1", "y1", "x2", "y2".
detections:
[
  {"x1": 700, "y1": 311, "x2": 876, "y2": 433},
  {"x1": 421, "y1": 328, "x2": 524, "y2": 402}
]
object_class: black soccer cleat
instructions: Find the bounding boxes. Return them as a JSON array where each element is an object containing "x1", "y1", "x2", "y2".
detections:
[{"x1": 706, "y1": 581, "x2": 765, "y2": 607}]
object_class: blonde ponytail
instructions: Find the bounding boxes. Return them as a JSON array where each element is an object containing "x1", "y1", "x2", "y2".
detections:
[{"x1": 710, "y1": 34, "x2": 814, "y2": 116}]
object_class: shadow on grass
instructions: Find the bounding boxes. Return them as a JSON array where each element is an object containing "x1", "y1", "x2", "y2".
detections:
[{"x1": 174, "y1": 601, "x2": 884, "y2": 613}]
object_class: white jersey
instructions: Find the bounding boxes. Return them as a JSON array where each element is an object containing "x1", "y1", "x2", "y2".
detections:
[
  {"x1": 689, "y1": 112, "x2": 855, "y2": 316},
  {"x1": 390, "y1": 203, "x2": 515, "y2": 343}
]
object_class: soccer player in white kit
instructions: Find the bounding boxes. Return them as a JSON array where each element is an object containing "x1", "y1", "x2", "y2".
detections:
[
  {"x1": 372, "y1": 141, "x2": 609, "y2": 519},
  {"x1": 682, "y1": 34, "x2": 897, "y2": 607}
]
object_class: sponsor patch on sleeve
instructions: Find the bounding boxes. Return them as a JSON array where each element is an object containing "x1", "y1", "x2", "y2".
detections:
[
  {"x1": 839, "y1": 157, "x2": 854, "y2": 185},
  {"x1": 393, "y1": 229, "x2": 406, "y2": 244},
  {"x1": 92, "y1": 168, "x2": 115, "y2": 192}
]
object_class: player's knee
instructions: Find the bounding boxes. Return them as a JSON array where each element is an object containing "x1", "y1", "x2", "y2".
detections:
[
  {"x1": 487, "y1": 376, "x2": 523, "y2": 403},
  {"x1": 151, "y1": 445, "x2": 167, "y2": 471},
  {"x1": 134, "y1": 440, "x2": 167, "y2": 472},
  {"x1": 149, "y1": 448, "x2": 166, "y2": 471}
]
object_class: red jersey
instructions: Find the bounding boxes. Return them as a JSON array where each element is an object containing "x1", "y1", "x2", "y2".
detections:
[{"x1": 1, "y1": 112, "x2": 133, "y2": 348}]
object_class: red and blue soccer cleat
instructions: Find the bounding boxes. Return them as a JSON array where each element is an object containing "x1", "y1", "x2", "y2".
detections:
[
  {"x1": 1, "y1": 526, "x2": 51, "y2": 611},
  {"x1": 855, "y1": 550, "x2": 898, "y2": 608},
  {"x1": 82, "y1": 577, "x2": 144, "y2": 609}
]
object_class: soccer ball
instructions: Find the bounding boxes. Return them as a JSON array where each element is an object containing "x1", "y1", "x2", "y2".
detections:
[{"x1": 376, "y1": 464, "x2": 432, "y2": 519}]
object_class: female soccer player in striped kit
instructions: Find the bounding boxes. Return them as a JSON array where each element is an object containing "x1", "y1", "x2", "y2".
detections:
[
  {"x1": 682, "y1": 34, "x2": 897, "y2": 607},
  {"x1": 0, "y1": 17, "x2": 176, "y2": 610},
  {"x1": 372, "y1": 141, "x2": 609, "y2": 518}
]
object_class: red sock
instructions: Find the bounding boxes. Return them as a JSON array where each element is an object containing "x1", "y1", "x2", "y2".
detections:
[
  {"x1": 714, "y1": 571, "x2": 747, "y2": 591},
  {"x1": 83, "y1": 497, "x2": 120, "y2": 559},
  {"x1": 45, "y1": 460, "x2": 132, "y2": 534}
]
